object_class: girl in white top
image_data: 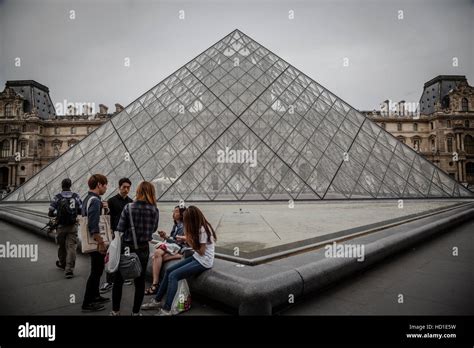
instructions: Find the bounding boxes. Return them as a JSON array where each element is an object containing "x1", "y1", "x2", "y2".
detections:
[{"x1": 142, "y1": 205, "x2": 217, "y2": 315}]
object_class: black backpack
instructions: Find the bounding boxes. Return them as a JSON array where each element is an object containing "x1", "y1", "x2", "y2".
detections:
[{"x1": 56, "y1": 194, "x2": 78, "y2": 226}]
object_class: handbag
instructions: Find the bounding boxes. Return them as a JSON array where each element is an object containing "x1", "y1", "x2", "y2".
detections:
[
  {"x1": 78, "y1": 196, "x2": 112, "y2": 253},
  {"x1": 105, "y1": 231, "x2": 122, "y2": 273},
  {"x1": 118, "y1": 203, "x2": 142, "y2": 280}
]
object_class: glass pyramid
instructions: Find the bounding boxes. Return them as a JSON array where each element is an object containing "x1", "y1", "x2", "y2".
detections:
[{"x1": 5, "y1": 30, "x2": 473, "y2": 202}]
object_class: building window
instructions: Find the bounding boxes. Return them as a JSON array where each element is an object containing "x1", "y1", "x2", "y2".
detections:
[
  {"x1": 71, "y1": 127, "x2": 76, "y2": 135},
  {"x1": 54, "y1": 127, "x2": 59, "y2": 135},
  {"x1": 39, "y1": 126, "x2": 43, "y2": 134},
  {"x1": 87, "y1": 126, "x2": 93, "y2": 134},
  {"x1": 447, "y1": 120, "x2": 452, "y2": 128},
  {"x1": 20, "y1": 142, "x2": 27, "y2": 158},
  {"x1": 413, "y1": 139, "x2": 420, "y2": 151},
  {"x1": 431, "y1": 138, "x2": 436, "y2": 152},
  {"x1": 53, "y1": 144, "x2": 60, "y2": 157},
  {"x1": 413, "y1": 123, "x2": 418, "y2": 131},
  {"x1": 430, "y1": 122, "x2": 434, "y2": 130},
  {"x1": 461, "y1": 98, "x2": 468, "y2": 112},
  {"x1": 447, "y1": 137, "x2": 453, "y2": 153},
  {"x1": 397, "y1": 136, "x2": 405, "y2": 144},
  {"x1": 464, "y1": 120, "x2": 470, "y2": 128},
  {"x1": 22, "y1": 124, "x2": 26, "y2": 132},
  {"x1": 465, "y1": 135, "x2": 474, "y2": 154},
  {"x1": 0, "y1": 140, "x2": 10, "y2": 158},
  {"x1": 5, "y1": 104, "x2": 13, "y2": 117},
  {"x1": 397, "y1": 123, "x2": 402, "y2": 131},
  {"x1": 442, "y1": 96, "x2": 450, "y2": 109},
  {"x1": 4, "y1": 125, "x2": 9, "y2": 133},
  {"x1": 467, "y1": 162, "x2": 474, "y2": 180},
  {"x1": 20, "y1": 177, "x2": 26, "y2": 184}
]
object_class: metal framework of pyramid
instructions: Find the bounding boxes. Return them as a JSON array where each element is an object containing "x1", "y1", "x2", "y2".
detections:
[{"x1": 5, "y1": 30, "x2": 473, "y2": 202}]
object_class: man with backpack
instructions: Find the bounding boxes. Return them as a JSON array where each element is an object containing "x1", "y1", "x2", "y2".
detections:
[{"x1": 48, "y1": 178, "x2": 83, "y2": 279}]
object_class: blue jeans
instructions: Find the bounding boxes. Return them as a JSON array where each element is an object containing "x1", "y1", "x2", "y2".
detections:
[{"x1": 155, "y1": 256, "x2": 207, "y2": 311}]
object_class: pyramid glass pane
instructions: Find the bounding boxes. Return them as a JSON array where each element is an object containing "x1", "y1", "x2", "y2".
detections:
[{"x1": 4, "y1": 29, "x2": 473, "y2": 202}]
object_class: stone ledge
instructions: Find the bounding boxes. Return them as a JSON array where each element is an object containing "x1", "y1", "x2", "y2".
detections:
[{"x1": 1, "y1": 202, "x2": 473, "y2": 315}]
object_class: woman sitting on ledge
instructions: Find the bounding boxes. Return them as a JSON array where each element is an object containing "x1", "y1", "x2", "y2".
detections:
[
  {"x1": 141, "y1": 205, "x2": 216, "y2": 315},
  {"x1": 144, "y1": 205, "x2": 187, "y2": 295}
]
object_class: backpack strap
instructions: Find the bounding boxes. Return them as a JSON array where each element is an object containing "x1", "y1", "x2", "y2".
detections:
[{"x1": 85, "y1": 196, "x2": 99, "y2": 217}]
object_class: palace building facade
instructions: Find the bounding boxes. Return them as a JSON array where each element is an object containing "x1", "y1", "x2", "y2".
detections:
[
  {"x1": 0, "y1": 80, "x2": 119, "y2": 194},
  {"x1": 363, "y1": 75, "x2": 474, "y2": 188}
]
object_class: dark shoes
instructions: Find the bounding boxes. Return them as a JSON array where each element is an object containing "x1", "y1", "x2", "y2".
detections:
[
  {"x1": 81, "y1": 303, "x2": 106, "y2": 312},
  {"x1": 93, "y1": 296, "x2": 110, "y2": 304},
  {"x1": 81, "y1": 297, "x2": 109, "y2": 312},
  {"x1": 56, "y1": 261, "x2": 65, "y2": 270},
  {"x1": 65, "y1": 271, "x2": 74, "y2": 279}
]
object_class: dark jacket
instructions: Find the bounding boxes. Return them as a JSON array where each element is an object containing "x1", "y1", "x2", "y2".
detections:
[
  {"x1": 107, "y1": 194, "x2": 133, "y2": 232},
  {"x1": 48, "y1": 191, "x2": 82, "y2": 218},
  {"x1": 166, "y1": 222, "x2": 185, "y2": 246},
  {"x1": 81, "y1": 192, "x2": 102, "y2": 236}
]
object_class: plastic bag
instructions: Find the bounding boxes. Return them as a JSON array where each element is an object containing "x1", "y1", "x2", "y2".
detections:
[
  {"x1": 170, "y1": 279, "x2": 192, "y2": 314},
  {"x1": 105, "y1": 231, "x2": 122, "y2": 273}
]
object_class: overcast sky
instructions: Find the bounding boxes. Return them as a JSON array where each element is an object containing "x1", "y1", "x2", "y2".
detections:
[{"x1": 0, "y1": 0, "x2": 472, "y2": 114}]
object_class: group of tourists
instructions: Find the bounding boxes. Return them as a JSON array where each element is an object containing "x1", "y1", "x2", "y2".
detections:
[{"x1": 48, "y1": 174, "x2": 216, "y2": 316}]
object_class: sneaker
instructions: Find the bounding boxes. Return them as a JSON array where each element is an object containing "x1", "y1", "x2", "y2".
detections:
[
  {"x1": 109, "y1": 311, "x2": 120, "y2": 316},
  {"x1": 92, "y1": 296, "x2": 110, "y2": 304},
  {"x1": 81, "y1": 303, "x2": 106, "y2": 312},
  {"x1": 56, "y1": 261, "x2": 65, "y2": 270},
  {"x1": 154, "y1": 308, "x2": 172, "y2": 316},
  {"x1": 141, "y1": 298, "x2": 162, "y2": 310},
  {"x1": 124, "y1": 280, "x2": 133, "y2": 286},
  {"x1": 99, "y1": 282, "x2": 113, "y2": 294},
  {"x1": 65, "y1": 271, "x2": 74, "y2": 279}
]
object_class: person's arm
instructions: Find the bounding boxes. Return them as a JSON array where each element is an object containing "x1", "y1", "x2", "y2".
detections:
[
  {"x1": 87, "y1": 198, "x2": 101, "y2": 236},
  {"x1": 153, "y1": 208, "x2": 159, "y2": 235},
  {"x1": 196, "y1": 229, "x2": 208, "y2": 256},
  {"x1": 75, "y1": 194, "x2": 83, "y2": 215},
  {"x1": 48, "y1": 194, "x2": 58, "y2": 217},
  {"x1": 197, "y1": 243, "x2": 206, "y2": 256},
  {"x1": 116, "y1": 204, "x2": 130, "y2": 234}
]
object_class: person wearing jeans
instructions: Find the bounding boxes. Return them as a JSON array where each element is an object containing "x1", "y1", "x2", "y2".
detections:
[
  {"x1": 141, "y1": 205, "x2": 216, "y2": 315},
  {"x1": 112, "y1": 243, "x2": 149, "y2": 315},
  {"x1": 110, "y1": 181, "x2": 159, "y2": 316},
  {"x1": 81, "y1": 174, "x2": 110, "y2": 312}
]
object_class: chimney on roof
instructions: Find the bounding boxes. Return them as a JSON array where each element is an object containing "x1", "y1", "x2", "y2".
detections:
[
  {"x1": 99, "y1": 104, "x2": 108, "y2": 115},
  {"x1": 115, "y1": 103, "x2": 124, "y2": 113},
  {"x1": 398, "y1": 100, "x2": 406, "y2": 116}
]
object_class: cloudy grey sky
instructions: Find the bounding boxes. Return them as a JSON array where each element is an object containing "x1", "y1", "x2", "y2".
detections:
[{"x1": 0, "y1": 0, "x2": 472, "y2": 113}]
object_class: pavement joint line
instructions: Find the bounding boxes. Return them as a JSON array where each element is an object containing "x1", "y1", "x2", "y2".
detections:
[{"x1": 259, "y1": 213, "x2": 282, "y2": 240}]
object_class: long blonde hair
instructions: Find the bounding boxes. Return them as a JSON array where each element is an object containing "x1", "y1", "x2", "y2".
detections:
[{"x1": 135, "y1": 181, "x2": 156, "y2": 205}]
